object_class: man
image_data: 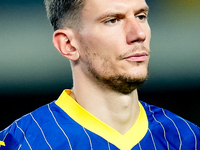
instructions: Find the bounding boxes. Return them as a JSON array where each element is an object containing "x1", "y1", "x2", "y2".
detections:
[{"x1": 0, "y1": 0, "x2": 200, "y2": 149}]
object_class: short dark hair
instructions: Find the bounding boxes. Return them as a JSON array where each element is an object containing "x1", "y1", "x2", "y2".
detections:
[{"x1": 44, "y1": 0, "x2": 85, "y2": 31}]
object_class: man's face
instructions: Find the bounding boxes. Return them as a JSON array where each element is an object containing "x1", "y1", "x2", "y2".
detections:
[{"x1": 76, "y1": 0, "x2": 151, "y2": 94}]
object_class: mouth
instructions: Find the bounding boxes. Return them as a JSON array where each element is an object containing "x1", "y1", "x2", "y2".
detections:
[{"x1": 123, "y1": 52, "x2": 149, "y2": 62}]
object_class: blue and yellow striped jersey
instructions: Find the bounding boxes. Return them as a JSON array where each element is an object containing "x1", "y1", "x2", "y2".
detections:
[{"x1": 1, "y1": 90, "x2": 200, "y2": 149}]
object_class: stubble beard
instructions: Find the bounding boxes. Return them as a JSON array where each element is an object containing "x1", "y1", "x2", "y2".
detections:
[
  {"x1": 89, "y1": 65, "x2": 148, "y2": 95},
  {"x1": 82, "y1": 43, "x2": 149, "y2": 95}
]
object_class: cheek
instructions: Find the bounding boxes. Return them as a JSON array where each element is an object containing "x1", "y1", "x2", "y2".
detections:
[
  {"x1": 86, "y1": 48, "x2": 118, "y2": 75},
  {"x1": 80, "y1": 23, "x2": 124, "y2": 51},
  {"x1": 93, "y1": 52, "x2": 115, "y2": 70},
  {"x1": 82, "y1": 34, "x2": 118, "y2": 60}
]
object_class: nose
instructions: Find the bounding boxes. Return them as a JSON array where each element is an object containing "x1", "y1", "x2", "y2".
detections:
[{"x1": 125, "y1": 17, "x2": 146, "y2": 44}]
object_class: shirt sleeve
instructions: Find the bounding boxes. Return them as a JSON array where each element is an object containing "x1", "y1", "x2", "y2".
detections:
[
  {"x1": 0, "y1": 133, "x2": 21, "y2": 150},
  {"x1": 0, "y1": 125, "x2": 21, "y2": 150}
]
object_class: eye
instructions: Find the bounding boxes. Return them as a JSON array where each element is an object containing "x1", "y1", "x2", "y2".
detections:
[
  {"x1": 136, "y1": 14, "x2": 148, "y2": 21},
  {"x1": 105, "y1": 18, "x2": 118, "y2": 24}
]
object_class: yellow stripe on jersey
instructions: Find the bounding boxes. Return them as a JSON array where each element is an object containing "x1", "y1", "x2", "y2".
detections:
[
  {"x1": 56, "y1": 90, "x2": 148, "y2": 150},
  {"x1": 0, "y1": 141, "x2": 5, "y2": 146}
]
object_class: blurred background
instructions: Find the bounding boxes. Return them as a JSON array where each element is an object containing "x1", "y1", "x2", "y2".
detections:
[{"x1": 0, "y1": 0, "x2": 200, "y2": 130}]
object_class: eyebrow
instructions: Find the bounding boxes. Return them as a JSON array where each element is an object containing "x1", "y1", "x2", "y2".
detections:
[
  {"x1": 136, "y1": 6, "x2": 149, "y2": 15},
  {"x1": 96, "y1": 5, "x2": 149, "y2": 22},
  {"x1": 96, "y1": 12, "x2": 123, "y2": 22}
]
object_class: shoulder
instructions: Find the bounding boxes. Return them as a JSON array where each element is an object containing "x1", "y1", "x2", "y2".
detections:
[
  {"x1": 140, "y1": 101, "x2": 200, "y2": 149},
  {"x1": 141, "y1": 101, "x2": 199, "y2": 126},
  {"x1": 0, "y1": 101, "x2": 62, "y2": 149},
  {"x1": 140, "y1": 101, "x2": 200, "y2": 134}
]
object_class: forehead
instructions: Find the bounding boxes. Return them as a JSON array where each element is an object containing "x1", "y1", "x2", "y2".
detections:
[{"x1": 83, "y1": 0, "x2": 148, "y2": 16}]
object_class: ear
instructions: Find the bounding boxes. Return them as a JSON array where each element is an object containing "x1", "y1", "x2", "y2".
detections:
[{"x1": 53, "y1": 29, "x2": 80, "y2": 61}]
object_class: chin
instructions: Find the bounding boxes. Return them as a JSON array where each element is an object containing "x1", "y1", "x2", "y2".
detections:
[
  {"x1": 88, "y1": 61, "x2": 149, "y2": 94},
  {"x1": 98, "y1": 72, "x2": 149, "y2": 95},
  {"x1": 129, "y1": 69, "x2": 148, "y2": 80}
]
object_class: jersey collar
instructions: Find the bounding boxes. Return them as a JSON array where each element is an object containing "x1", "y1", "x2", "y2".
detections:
[{"x1": 55, "y1": 90, "x2": 148, "y2": 150}]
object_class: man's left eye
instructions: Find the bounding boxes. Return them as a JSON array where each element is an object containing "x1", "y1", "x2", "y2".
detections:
[{"x1": 136, "y1": 15, "x2": 147, "y2": 21}]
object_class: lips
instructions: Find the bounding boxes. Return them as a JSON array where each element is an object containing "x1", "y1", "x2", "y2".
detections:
[{"x1": 124, "y1": 52, "x2": 148, "y2": 62}]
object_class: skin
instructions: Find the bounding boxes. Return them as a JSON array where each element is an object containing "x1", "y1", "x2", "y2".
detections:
[{"x1": 53, "y1": 0, "x2": 151, "y2": 134}]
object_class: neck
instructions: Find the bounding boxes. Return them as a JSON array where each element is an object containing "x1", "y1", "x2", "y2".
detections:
[{"x1": 71, "y1": 75, "x2": 140, "y2": 135}]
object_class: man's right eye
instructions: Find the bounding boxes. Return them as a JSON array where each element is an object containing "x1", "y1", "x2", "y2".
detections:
[{"x1": 105, "y1": 18, "x2": 118, "y2": 24}]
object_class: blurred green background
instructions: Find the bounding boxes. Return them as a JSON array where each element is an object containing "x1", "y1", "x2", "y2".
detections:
[{"x1": 0, "y1": 0, "x2": 200, "y2": 130}]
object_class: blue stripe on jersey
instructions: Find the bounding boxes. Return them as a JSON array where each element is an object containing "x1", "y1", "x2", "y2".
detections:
[
  {"x1": 1, "y1": 100, "x2": 200, "y2": 150},
  {"x1": 139, "y1": 101, "x2": 200, "y2": 150},
  {"x1": 0, "y1": 102, "x2": 120, "y2": 150}
]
